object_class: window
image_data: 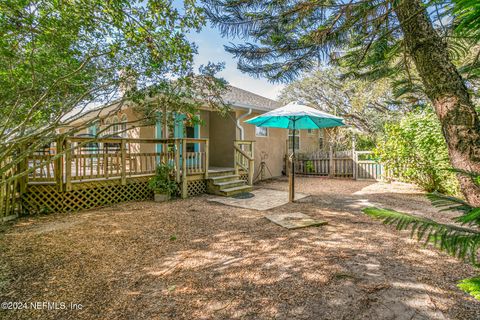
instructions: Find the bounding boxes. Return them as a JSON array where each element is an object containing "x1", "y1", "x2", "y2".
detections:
[
  {"x1": 186, "y1": 125, "x2": 195, "y2": 152},
  {"x1": 104, "y1": 119, "x2": 111, "y2": 136},
  {"x1": 112, "y1": 116, "x2": 119, "y2": 136},
  {"x1": 255, "y1": 126, "x2": 268, "y2": 137},
  {"x1": 87, "y1": 121, "x2": 99, "y2": 136},
  {"x1": 307, "y1": 129, "x2": 316, "y2": 135},
  {"x1": 288, "y1": 129, "x2": 300, "y2": 150},
  {"x1": 121, "y1": 114, "x2": 128, "y2": 138}
]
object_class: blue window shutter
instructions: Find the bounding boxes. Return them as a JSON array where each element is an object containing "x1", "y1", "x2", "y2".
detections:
[
  {"x1": 174, "y1": 113, "x2": 183, "y2": 138},
  {"x1": 194, "y1": 124, "x2": 200, "y2": 152},
  {"x1": 155, "y1": 112, "x2": 162, "y2": 153}
]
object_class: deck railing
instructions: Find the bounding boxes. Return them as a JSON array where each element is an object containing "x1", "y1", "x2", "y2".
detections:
[{"x1": 27, "y1": 137, "x2": 209, "y2": 191}]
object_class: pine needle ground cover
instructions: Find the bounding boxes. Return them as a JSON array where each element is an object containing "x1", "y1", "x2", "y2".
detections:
[
  {"x1": 364, "y1": 207, "x2": 480, "y2": 301},
  {"x1": 0, "y1": 178, "x2": 478, "y2": 319}
]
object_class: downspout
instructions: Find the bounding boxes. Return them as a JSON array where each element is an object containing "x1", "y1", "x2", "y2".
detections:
[{"x1": 236, "y1": 108, "x2": 252, "y2": 140}]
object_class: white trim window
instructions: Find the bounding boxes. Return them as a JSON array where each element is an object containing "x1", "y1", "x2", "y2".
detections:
[
  {"x1": 255, "y1": 126, "x2": 268, "y2": 137},
  {"x1": 288, "y1": 129, "x2": 300, "y2": 150},
  {"x1": 112, "y1": 116, "x2": 119, "y2": 136},
  {"x1": 104, "y1": 119, "x2": 111, "y2": 136},
  {"x1": 307, "y1": 128, "x2": 316, "y2": 135},
  {"x1": 120, "y1": 114, "x2": 128, "y2": 138}
]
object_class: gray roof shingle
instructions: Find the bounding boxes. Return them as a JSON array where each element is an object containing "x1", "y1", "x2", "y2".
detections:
[{"x1": 222, "y1": 86, "x2": 281, "y2": 112}]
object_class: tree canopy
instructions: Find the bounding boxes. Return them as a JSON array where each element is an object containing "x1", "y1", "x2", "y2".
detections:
[
  {"x1": 279, "y1": 66, "x2": 406, "y2": 134},
  {"x1": 0, "y1": 0, "x2": 228, "y2": 177},
  {"x1": 203, "y1": 0, "x2": 480, "y2": 206}
]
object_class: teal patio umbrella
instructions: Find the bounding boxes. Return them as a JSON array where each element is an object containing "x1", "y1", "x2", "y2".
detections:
[{"x1": 246, "y1": 102, "x2": 345, "y2": 201}]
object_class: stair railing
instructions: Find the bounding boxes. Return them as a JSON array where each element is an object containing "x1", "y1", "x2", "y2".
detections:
[{"x1": 233, "y1": 140, "x2": 255, "y2": 185}]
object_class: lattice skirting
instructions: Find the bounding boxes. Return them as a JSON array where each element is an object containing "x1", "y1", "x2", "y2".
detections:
[
  {"x1": 187, "y1": 179, "x2": 206, "y2": 197},
  {"x1": 22, "y1": 181, "x2": 153, "y2": 214},
  {"x1": 239, "y1": 173, "x2": 248, "y2": 182}
]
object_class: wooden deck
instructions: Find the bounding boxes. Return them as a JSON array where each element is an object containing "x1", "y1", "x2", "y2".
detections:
[{"x1": 0, "y1": 138, "x2": 256, "y2": 218}]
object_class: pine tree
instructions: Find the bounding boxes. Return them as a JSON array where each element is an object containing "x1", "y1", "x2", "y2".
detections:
[{"x1": 203, "y1": 0, "x2": 480, "y2": 206}]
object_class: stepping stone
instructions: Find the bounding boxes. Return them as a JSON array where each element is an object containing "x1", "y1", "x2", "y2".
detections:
[{"x1": 265, "y1": 212, "x2": 327, "y2": 229}]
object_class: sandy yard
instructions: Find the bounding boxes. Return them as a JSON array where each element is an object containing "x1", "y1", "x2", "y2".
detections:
[{"x1": 0, "y1": 177, "x2": 478, "y2": 320}]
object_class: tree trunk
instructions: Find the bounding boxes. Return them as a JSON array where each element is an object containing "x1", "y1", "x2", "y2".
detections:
[{"x1": 394, "y1": 0, "x2": 480, "y2": 206}]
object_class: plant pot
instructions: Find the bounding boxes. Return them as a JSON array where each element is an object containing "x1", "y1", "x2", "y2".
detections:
[{"x1": 154, "y1": 193, "x2": 170, "y2": 202}]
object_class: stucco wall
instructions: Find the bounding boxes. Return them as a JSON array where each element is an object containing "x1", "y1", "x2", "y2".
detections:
[
  {"x1": 239, "y1": 111, "x2": 289, "y2": 179},
  {"x1": 209, "y1": 111, "x2": 236, "y2": 167}
]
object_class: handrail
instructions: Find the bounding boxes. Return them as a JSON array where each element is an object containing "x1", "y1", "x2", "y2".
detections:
[
  {"x1": 233, "y1": 141, "x2": 255, "y2": 185},
  {"x1": 233, "y1": 145, "x2": 253, "y2": 161},
  {"x1": 27, "y1": 138, "x2": 209, "y2": 197}
]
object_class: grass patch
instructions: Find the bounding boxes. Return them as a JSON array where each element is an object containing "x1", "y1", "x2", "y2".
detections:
[{"x1": 458, "y1": 277, "x2": 480, "y2": 301}]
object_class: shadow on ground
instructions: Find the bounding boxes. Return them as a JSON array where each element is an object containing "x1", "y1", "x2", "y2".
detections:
[{"x1": 0, "y1": 178, "x2": 478, "y2": 320}]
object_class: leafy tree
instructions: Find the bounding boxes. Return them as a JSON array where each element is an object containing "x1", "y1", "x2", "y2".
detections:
[
  {"x1": 203, "y1": 0, "x2": 480, "y2": 206},
  {"x1": 0, "y1": 1, "x2": 227, "y2": 181},
  {"x1": 376, "y1": 108, "x2": 459, "y2": 195},
  {"x1": 279, "y1": 66, "x2": 405, "y2": 134}
]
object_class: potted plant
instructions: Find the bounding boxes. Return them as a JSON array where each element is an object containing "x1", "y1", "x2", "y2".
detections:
[{"x1": 148, "y1": 164, "x2": 178, "y2": 202}]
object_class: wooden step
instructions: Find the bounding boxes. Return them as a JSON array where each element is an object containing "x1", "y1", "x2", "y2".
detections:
[
  {"x1": 214, "y1": 179, "x2": 246, "y2": 188},
  {"x1": 208, "y1": 168, "x2": 236, "y2": 177},
  {"x1": 219, "y1": 185, "x2": 253, "y2": 197},
  {"x1": 209, "y1": 174, "x2": 239, "y2": 183}
]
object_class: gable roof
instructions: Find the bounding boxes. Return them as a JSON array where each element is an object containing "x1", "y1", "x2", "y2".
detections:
[
  {"x1": 223, "y1": 86, "x2": 281, "y2": 112},
  {"x1": 66, "y1": 84, "x2": 280, "y2": 125}
]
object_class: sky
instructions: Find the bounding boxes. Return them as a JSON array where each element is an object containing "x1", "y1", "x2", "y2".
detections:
[{"x1": 187, "y1": 23, "x2": 285, "y2": 101}]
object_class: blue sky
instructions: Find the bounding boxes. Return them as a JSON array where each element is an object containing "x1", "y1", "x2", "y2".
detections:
[{"x1": 187, "y1": 23, "x2": 285, "y2": 100}]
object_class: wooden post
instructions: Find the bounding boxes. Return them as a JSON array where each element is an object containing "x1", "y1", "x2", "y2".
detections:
[
  {"x1": 204, "y1": 139, "x2": 209, "y2": 179},
  {"x1": 17, "y1": 144, "x2": 27, "y2": 194},
  {"x1": 181, "y1": 139, "x2": 188, "y2": 198},
  {"x1": 352, "y1": 136, "x2": 357, "y2": 180},
  {"x1": 288, "y1": 155, "x2": 294, "y2": 202},
  {"x1": 329, "y1": 144, "x2": 334, "y2": 178},
  {"x1": 248, "y1": 141, "x2": 255, "y2": 185},
  {"x1": 175, "y1": 140, "x2": 181, "y2": 183},
  {"x1": 250, "y1": 141, "x2": 255, "y2": 159},
  {"x1": 121, "y1": 139, "x2": 126, "y2": 185},
  {"x1": 285, "y1": 139, "x2": 289, "y2": 177},
  {"x1": 55, "y1": 137, "x2": 64, "y2": 192},
  {"x1": 65, "y1": 139, "x2": 72, "y2": 191}
]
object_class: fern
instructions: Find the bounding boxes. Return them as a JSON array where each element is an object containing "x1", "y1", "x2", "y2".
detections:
[{"x1": 363, "y1": 207, "x2": 480, "y2": 266}]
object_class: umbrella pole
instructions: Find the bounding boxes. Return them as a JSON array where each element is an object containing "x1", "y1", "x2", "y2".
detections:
[{"x1": 289, "y1": 121, "x2": 295, "y2": 203}]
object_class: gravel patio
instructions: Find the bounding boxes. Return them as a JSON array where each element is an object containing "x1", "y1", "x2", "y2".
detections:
[{"x1": 0, "y1": 177, "x2": 479, "y2": 320}]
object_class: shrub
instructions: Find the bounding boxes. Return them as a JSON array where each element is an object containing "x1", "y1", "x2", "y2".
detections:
[
  {"x1": 375, "y1": 108, "x2": 459, "y2": 195},
  {"x1": 148, "y1": 164, "x2": 179, "y2": 195}
]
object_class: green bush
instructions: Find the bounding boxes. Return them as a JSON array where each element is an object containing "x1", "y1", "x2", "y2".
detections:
[
  {"x1": 148, "y1": 164, "x2": 179, "y2": 195},
  {"x1": 375, "y1": 108, "x2": 459, "y2": 195}
]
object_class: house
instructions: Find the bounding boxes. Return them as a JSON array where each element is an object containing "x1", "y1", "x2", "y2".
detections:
[
  {"x1": 68, "y1": 85, "x2": 327, "y2": 181},
  {"x1": 18, "y1": 85, "x2": 337, "y2": 215}
]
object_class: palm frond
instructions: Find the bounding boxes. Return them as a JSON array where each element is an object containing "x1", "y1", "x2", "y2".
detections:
[
  {"x1": 363, "y1": 207, "x2": 480, "y2": 266},
  {"x1": 427, "y1": 192, "x2": 472, "y2": 213}
]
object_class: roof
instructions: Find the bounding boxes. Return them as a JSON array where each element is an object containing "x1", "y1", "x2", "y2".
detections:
[
  {"x1": 65, "y1": 85, "x2": 280, "y2": 125},
  {"x1": 222, "y1": 86, "x2": 281, "y2": 112}
]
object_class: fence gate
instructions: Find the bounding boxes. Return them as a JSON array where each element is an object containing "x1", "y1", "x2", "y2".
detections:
[{"x1": 354, "y1": 151, "x2": 384, "y2": 180}]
